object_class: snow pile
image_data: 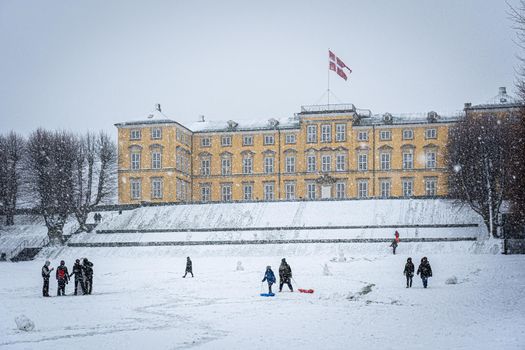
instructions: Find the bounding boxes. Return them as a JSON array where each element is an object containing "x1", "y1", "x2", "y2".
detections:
[
  {"x1": 15, "y1": 315, "x2": 35, "y2": 332},
  {"x1": 322, "y1": 263, "x2": 332, "y2": 276},
  {"x1": 236, "y1": 261, "x2": 244, "y2": 271},
  {"x1": 445, "y1": 276, "x2": 458, "y2": 285}
]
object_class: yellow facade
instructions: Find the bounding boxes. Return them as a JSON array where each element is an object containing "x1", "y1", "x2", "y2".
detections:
[{"x1": 115, "y1": 98, "x2": 518, "y2": 205}]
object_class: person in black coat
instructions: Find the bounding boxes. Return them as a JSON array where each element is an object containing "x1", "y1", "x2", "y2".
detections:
[
  {"x1": 183, "y1": 257, "x2": 193, "y2": 278},
  {"x1": 70, "y1": 259, "x2": 87, "y2": 295},
  {"x1": 56, "y1": 260, "x2": 69, "y2": 296},
  {"x1": 83, "y1": 258, "x2": 94, "y2": 294},
  {"x1": 390, "y1": 239, "x2": 398, "y2": 255},
  {"x1": 417, "y1": 257, "x2": 433, "y2": 288},
  {"x1": 278, "y1": 258, "x2": 293, "y2": 292},
  {"x1": 41, "y1": 260, "x2": 54, "y2": 297},
  {"x1": 403, "y1": 257, "x2": 415, "y2": 288}
]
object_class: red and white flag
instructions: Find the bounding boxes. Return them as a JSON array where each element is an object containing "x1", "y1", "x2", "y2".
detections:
[{"x1": 329, "y1": 50, "x2": 352, "y2": 80}]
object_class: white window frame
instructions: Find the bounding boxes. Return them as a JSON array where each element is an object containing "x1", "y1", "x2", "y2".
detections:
[
  {"x1": 336, "y1": 154, "x2": 346, "y2": 172},
  {"x1": 402, "y1": 129, "x2": 413, "y2": 140},
  {"x1": 379, "y1": 130, "x2": 391, "y2": 141},
  {"x1": 243, "y1": 135, "x2": 253, "y2": 146},
  {"x1": 201, "y1": 158, "x2": 210, "y2": 176},
  {"x1": 221, "y1": 157, "x2": 231, "y2": 176},
  {"x1": 426, "y1": 128, "x2": 437, "y2": 139},
  {"x1": 151, "y1": 128, "x2": 162, "y2": 140},
  {"x1": 307, "y1": 183, "x2": 316, "y2": 200},
  {"x1": 425, "y1": 177, "x2": 438, "y2": 196},
  {"x1": 402, "y1": 151, "x2": 414, "y2": 170},
  {"x1": 425, "y1": 150, "x2": 437, "y2": 169},
  {"x1": 402, "y1": 178, "x2": 414, "y2": 197},
  {"x1": 307, "y1": 125, "x2": 317, "y2": 143},
  {"x1": 321, "y1": 154, "x2": 331, "y2": 172},
  {"x1": 131, "y1": 152, "x2": 141, "y2": 170},
  {"x1": 285, "y1": 182, "x2": 296, "y2": 200},
  {"x1": 285, "y1": 134, "x2": 296, "y2": 144},
  {"x1": 357, "y1": 131, "x2": 369, "y2": 141},
  {"x1": 130, "y1": 178, "x2": 141, "y2": 199},
  {"x1": 285, "y1": 155, "x2": 296, "y2": 173},
  {"x1": 264, "y1": 156, "x2": 274, "y2": 174},
  {"x1": 380, "y1": 179, "x2": 391, "y2": 198},
  {"x1": 307, "y1": 154, "x2": 316, "y2": 173},
  {"x1": 336, "y1": 182, "x2": 346, "y2": 199},
  {"x1": 151, "y1": 150, "x2": 162, "y2": 169},
  {"x1": 357, "y1": 180, "x2": 368, "y2": 198},
  {"x1": 335, "y1": 123, "x2": 346, "y2": 142},
  {"x1": 321, "y1": 124, "x2": 332, "y2": 143},
  {"x1": 358, "y1": 153, "x2": 368, "y2": 171},
  {"x1": 380, "y1": 152, "x2": 391, "y2": 171},
  {"x1": 151, "y1": 178, "x2": 163, "y2": 199},
  {"x1": 200, "y1": 184, "x2": 211, "y2": 202},
  {"x1": 201, "y1": 137, "x2": 211, "y2": 147},
  {"x1": 221, "y1": 184, "x2": 232, "y2": 202},
  {"x1": 264, "y1": 182, "x2": 275, "y2": 200},
  {"x1": 242, "y1": 156, "x2": 253, "y2": 174},
  {"x1": 221, "y1": 135, "x2": 232, "y2": 147},
  {"x1": 130, "y1": 129, "x2": 141, "y2": 140},
  {"x1": 243, "y1": 183, "x2": 253, "y2": 201},
  {"x1": 264, "y1": 134, "x2": 275, "y2": 145}
]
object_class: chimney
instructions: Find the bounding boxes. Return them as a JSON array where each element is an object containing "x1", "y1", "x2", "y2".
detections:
[
  {"x1": 199, "y1": 115, "x2": 205, "y2": 122},
  {"x1": 499, "y1": 87, "x2": 506, "y2": 95},
  {"x1": 464, "y1": 102, "x2": 472, "y2": 109}
]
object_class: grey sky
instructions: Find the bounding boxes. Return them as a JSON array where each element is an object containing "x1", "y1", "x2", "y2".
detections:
[{"x1": 0, "y1": 0, "x2": 520, "y2": 138}]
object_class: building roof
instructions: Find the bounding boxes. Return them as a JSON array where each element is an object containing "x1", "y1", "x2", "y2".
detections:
[
  {"x1": 186, "y1": 116, "x2": 300, "y2": 133},
  {"x1": 466, "y1": 87, "x2": 524, "y2": 111}
]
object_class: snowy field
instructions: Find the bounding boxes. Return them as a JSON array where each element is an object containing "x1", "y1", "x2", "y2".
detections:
[{"x1": 1, "y1": 244, "x2": 524, "y2": 350}]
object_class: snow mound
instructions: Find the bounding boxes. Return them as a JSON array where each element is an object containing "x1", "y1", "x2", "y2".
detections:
[
  {"x1": 322, "y1": 263, "x2": 332, "y2": 276},
  {"x1": 236, "y1": 261, "x2": 244, "y2": 271},
  {"x1": 15, "y1": 315, "x2": 34, "y2": 331},
  {"x1": 347, "y1": 283, "x2": 376, "y2": 300},
  {"x1": 445, "y1": 276, "x2": 458, "y2": 285}
]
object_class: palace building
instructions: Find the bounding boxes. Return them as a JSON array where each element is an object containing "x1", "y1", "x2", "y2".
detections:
[{"x1": 115, "y1": 88, "x2": 522, "y2": 204}]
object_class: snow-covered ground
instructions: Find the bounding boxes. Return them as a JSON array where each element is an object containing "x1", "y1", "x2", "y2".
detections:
[{"x1": 1, "y1": 244, "x2": 523, "y2": 350}]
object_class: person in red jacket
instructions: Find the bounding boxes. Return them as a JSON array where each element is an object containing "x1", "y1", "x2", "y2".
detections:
[{"x1": 56, "y1": 260, "x2": 69, "y2": 296}]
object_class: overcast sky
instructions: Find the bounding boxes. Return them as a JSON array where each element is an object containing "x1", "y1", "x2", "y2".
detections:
[{"x1": 0, "y1": 0, "x2": 521, "y2": 138}]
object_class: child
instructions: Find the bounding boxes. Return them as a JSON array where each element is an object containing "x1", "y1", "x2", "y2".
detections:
[
  {"x1": 262, "y1": 266, "x2": 276, "y2": 294},
  {"x1": 417, "y1": 257, "x2": 433, "y2": 288}
]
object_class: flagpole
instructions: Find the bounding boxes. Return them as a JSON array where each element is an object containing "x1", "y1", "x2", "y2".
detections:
[{"x1": 327, "y1": 48, "x2": 330, "y2": 107}]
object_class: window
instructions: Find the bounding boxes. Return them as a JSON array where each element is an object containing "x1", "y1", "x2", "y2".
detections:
[
  {"x1": 321, "y1": 124, "x2": 332, "y2": 142},
  {"x1": 130, "y1": 178, "x2": 141, "y2": 199},
  {"x1": 336, "y1": 182, "x2": 346, "y2": 199},
  {"x1": 242, "y1": 156, "x2": 253, "y2": 174},
  {"x1": 357, "y1": 180, "x2": 368, "y2": 198},
  {"x1": 201, "y1": 158, "x2": 210, "y2": 176},
  {"x1": 264, "y1": 156, "x2": 274, "y2": 174},
  {"x1": 176, "y1": 129, "x2": 190, "y2": 146},
  {"x1": 176, "y1": 179, "x2": 189, "y2": 201},
  {"x1": 357, "y1": 131, "x2": 368, "y2": 141},
  {"x1": 285, "y1": 156, "x2": 296, "y2": 173},
  {"x1": 130, "y1": 129, "x2": 141, "y2": 140},
  {"x1": 243, "y1": 135, "x2": 253, "y2": 146},
  {"x1": 336, "y1": 154, "x2": 346, "y2": 172},
  {"x1": 379, "y1": 130, "x2": 391, "y2": 141},
  {"x1": 200, "y1": 184, "x2": 211, "y2": 202},
  {"x1": 307, "y1": 183, "x2": 316, "y2": 200},
  {"x1": 425, "y1": 150, "x2": 437, "y2": 169},
  {"x1": 307, "y1": 125, "x2": 317, "y2": 143},
  {"x1": 151, "y1": 128, "x2": 162, "y2": 140},
  {"x1": 425, "y1": 177, "x2": 438, "y2": 196},
  {"x1": 321, "y1": 155, "x2": 331, "y2": 172},
  {"x1": 264, "y1": 134, "x2": 275, "y2": 145},
  {"x1": 426, "y1": 128, "x2": 437, "y2": 139},
  {"x1": 131, "y1": 151, "x2": 141, "y2": 170},
  {"x1": 285, "y1": 134, "x2": 296, "y2": 144},
  {"x1": 402, "y1": 129, "x2": 413, "y2": 140},
  {"x1": 380, "y1": 179, "x2": 391, "y2": 198},
  {"x1": 151, "y1": 178, "x2": 163, "y2": 199},
  {"x1": 221, "y1": 157, "x2": 231, "y2": 175},
  {"x1": 201, "y1": 137, "x2": 211, "y2": 147},
  {"x1": 264, "y1": 182, "x2": 275, "y2": 200},
  {"x1": 402, "y1": 178, "x2": 414, "y2": 197},
  {"x1": 380, "y1": 152, "x2": 391, "y2": 170},
  {"x1": 402, "y1": 151, "x2": 414, "y2": 170},
  {"x1": 335, "y1": 124, "x2": 346, "y2": 142},
  {"x1": 221, "y1": 184, "x2": 232, "y2": 202},
  {"x1": 243, "y1": 183, "x2": 253, "y2": 201},
  {"x1": 151, "y1": 150, "x2": 162, "y2": 169},
  {"x1": 358, "y1": 153, "x2": 368, "y2": 171},
  {"x1": 307, "y1": 155, "x2": 316, "y2": 173},
  {"x1": 221, "y1": 135, "x2": 232, "y2": 147},
  {"x1": 285, "y1": 182, "x2": 296, "y2": 200},
  {"x1": 176, "y1": 148, "x2": 190, "y2": 174}
]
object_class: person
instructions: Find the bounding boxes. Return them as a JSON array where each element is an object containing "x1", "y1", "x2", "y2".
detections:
[
  {"x1": 390, "y1": 239, "x2": 398, "y2": 255},
  {"x1": 403, "y1": 257, "x2": 415, "y2": 288},
  {"x1": 183, "y1": 257, "x2": 193, "y2": 278},
  {"x1": 261, "y1": 266, "x2": 276, "y2": 294},
  {"x1": 56, "y1": 260, "x2": 69, "y2": 296},
  {"x1": 394, "y1": 230, "x2": 400, "y2": 242},
  {"x1": 70, "y1": 259, "x2": 87, "y2": 295},
  {"x1": 41, "y1": 260, "x2": 54, "y2": 297},
  {"x1": 82, "y1": 258, "x2": 94, "y2": 294},
  {"x1": 278, "y1": 258, "x2": 293, "y2": 292},
  {"x1": 417, "y1": 257, "x2": 433, "y2": 288}
]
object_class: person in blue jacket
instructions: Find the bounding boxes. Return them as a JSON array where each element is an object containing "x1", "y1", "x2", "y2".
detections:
[{"x1": 262, "y1": 266, "x2": 276, "y2": 294}]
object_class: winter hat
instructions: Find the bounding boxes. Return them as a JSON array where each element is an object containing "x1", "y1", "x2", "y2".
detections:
[
  {"x1": 266, "y1": 266, "x2": 271, "y2": 269},
  {"x1": 60, "y1": 260, "x2": 65, "y2": 265},
  {"x1": 76, "y1": 259, "x2": 80, "y2": 263},
  {"x1": 281, "y1": 258, "x2": 286, "y2": 263},
  {"x1": 407, "y1": 258, "x2": 412, "y2": 262},
  {"x1": 45, "y1": 260, "x2": 50, "y2": 266}
]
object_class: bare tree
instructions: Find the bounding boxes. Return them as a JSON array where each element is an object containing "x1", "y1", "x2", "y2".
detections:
[
  {"x1": 72, "y1": 131, "x2": 117, "y2": 231},
  {"x1": 26, "y1": 129, "x2": 77, "y2": 243},
  {"x1": 0, "y1": 132, "x2": 25, "y2": 225},
  {"x1": 446, "y1": 114, "x2": 519, "y2": 237}
]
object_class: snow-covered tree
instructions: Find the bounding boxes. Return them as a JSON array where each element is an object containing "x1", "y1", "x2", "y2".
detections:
[
  {"x1": 0, "y1": 132, "x2": 25, "y2": 226},
  {"x1": 26, "y1": 129, "x2": 77, "y2": 243},
  {"x1": 72, "y1": 131, "x2": 116, "y2": 232}
]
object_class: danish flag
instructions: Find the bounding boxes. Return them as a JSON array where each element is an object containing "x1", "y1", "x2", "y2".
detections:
[{"x1": 329, "y1": 50, "x2": 352, "y2": 81}]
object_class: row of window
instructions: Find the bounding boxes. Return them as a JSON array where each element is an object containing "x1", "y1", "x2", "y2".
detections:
[
  {"x1": 199, "y1": 150, "x2": 438, "y2": 176},
  {"x1": 129, "y1": 177, "x2": 190, "y2": 200},
  {"x1": 129, "y1": 127, "x2": 191, "y2": 146}
]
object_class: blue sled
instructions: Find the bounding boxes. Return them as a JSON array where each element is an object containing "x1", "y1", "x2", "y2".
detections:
[{"x1": 260, "y1": 293, "x2": 275, "y2": 297}]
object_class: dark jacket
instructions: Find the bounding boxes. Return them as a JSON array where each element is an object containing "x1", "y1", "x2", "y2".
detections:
[
  {"x1": 390, "y1": 239, "x2": 398, "y2": 248},
  {"x1": 417, "y1": 261, "x2": 433, "y2": 278},
  {"x1": 42, "y1": 265, "x2": 51, "y2": 279},
  {"x1": 83, "y1": 260, "x2": 94, "y2": 278},
  {"x1": 279, "y1": 262, "x2": 292, "y2": 281},
  {"x1": 404, "y1": 262, "x2": 415, "y2": 277},
  {"x1": 185, "y1": 259, "x2": 192, "y2": 271},
  {"x1": 262, "y1": 269, "x2": 276, "y2": 284},
  {"x1": 70, "y1": 263, "x2": 83, "y2": 279},
  {"x1": 56, "y1": 266, "x2": 70, "y2": 281}
]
